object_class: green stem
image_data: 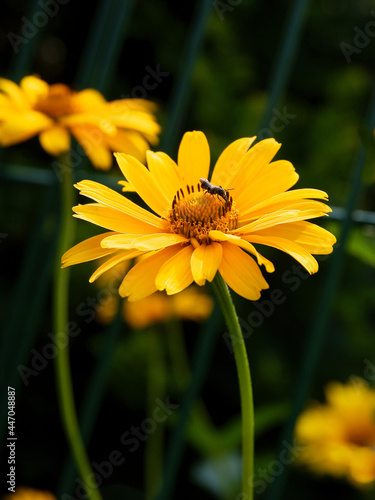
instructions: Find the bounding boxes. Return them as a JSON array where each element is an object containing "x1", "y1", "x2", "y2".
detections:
[
  {"x1": 211, "y1": 274, "x2": 254, "y2": 500},
  {"x1": 53, "y1": 155, "x2": 102, "y2": 500}
]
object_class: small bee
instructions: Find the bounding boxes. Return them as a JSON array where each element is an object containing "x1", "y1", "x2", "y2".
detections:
[{"x1": 199, "y1": 178, "x2": 233, "y2": 204}]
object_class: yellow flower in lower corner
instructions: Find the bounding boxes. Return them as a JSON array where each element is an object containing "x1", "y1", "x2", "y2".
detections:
[
  {"x1": 61, "y1": 131, "x2": 336, "y2": 301},
  {"x1": 295, "y1": 379, "x2": 375, "y2": 486},
  {"x1": 0, "y1": 75, "x2": 160, "y2": 169}
]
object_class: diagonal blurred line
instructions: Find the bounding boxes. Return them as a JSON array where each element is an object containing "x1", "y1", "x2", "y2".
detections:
[
  {"x1": 267, "y1": 82, "x2": 375, "y2": 500},
  {"x1": 57, "y1": 304, "x2": 124, "y2": 498},
  {"x1": 75, "y1": 0, "x2": 136, "y2": 93},
  {"x1": 257, "y1": 0, "x2": 311, "y2": 134},
  {"x1": 159, "y1": 0, "x2": 213, "y2": 156}
]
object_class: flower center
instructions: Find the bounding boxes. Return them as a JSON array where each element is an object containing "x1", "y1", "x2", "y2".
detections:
[
  {"x1": 34, "y1": 84, "x2": 77, "y2": 118},
  {"x1": 167, "y1": 182, "x2": 238, "y2": 244}
]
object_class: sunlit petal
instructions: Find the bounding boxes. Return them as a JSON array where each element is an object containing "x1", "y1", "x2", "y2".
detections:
[
  {"x1": 190, "y1": 242, "x2": 223, "y2": 285},
  {"x1": 156, "y1": 245, "x2": 194, "y2": 294},
  {"x1": 177, "y1": 131, "x2": 210, "y2": 186},
  {"x1": 219, "y1": 242, "x2": 269, "y2": 300}
]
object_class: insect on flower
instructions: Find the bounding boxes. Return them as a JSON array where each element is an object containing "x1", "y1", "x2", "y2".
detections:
[
  {"x1": 62, "y1": 131, "x2": 337, "y2": 302},
  {"x1": 199, "y1": 178, "x2": 233, "y2": 204}
]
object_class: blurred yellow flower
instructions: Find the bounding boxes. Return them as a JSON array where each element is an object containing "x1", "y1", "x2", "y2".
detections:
[
  {"x1": 62, "y1": 131, "x2": 336, "y2": 301},
  {"x1": 295, "y1": 379, "x2": 375, "y2": 485},
  {"x1": 0, "y1": 75, "x2": 160, "y2": 169},
  {"x1": 2, "y1": 487, "x2": 56, "y2": 500},
  {"x1": 94, "y1": 259, "x2": 214, "y2": 328}
]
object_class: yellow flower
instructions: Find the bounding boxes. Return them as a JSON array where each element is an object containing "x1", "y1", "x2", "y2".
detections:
[
  {"x1": 0, "y1": 75, "x2": 160, "y2": 169},
  {"x1": 62, "y1": 131, "x2": 336, "y2": 301},
  {"x1": 295, "y1": 379, "x2": 375, "y2": 485},
  {"x1": 2, "y1": 488, "x2": 56, "y2": 500}
]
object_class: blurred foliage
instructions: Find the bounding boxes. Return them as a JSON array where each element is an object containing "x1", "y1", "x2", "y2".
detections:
[{"x1": 1, "y1": 0, "x2": 375, "y2": 499}]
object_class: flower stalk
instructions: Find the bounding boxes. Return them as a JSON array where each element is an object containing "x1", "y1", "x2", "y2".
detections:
[
  {"x1": 211, "y1": 273, "x2": 254, "y2": 500},
  {"x1": 53, "y1": 154, "x2": 102, "y2": 500}
]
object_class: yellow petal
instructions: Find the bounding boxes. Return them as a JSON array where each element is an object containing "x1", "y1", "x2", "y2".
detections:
[
  {"x1": 0, "y1": 94, "x2": 15, "y2": 119},
  {"x1": 230, "y1": 139, "x2": 281, "y2": 200},
  {"x1": 239, "y1": 188, "x2": 329, "y2": 222},
  {"x1": 0, "y1": 78, "x2": 30, "y2": 108},
  {"x1": 120, "y1": 246, "x2": 179, "y2": 301},
  {"x1": 219, "y1": 242, "x2": 269, "y2": 301},
  {"x1": 20, "y1": 75, "x2": 49, "y2": 106},
  {"x1": 235, "y1": 160, "x2": 299, "y2": 213},
  {"x1": 211, "y1": 137, "x2": 256, "y2": 187},
  {"x1": 146, "y1": 151, "x2": 182, "y2": 202},
  {"x1": 209, "y1": 230, "x2": 274, "y2": 272},
  {"x1": 251, "y1": 221, "x2": 336, "y2": 254},
  {"x1": 118, "y1": 180, "x2": 136, "y2": 192},
  {"x1": 0, "y1": 111, "x2": 53, "y2": 147},
  {"x1": 100, "y1": 234, "x2": 143, "y2": 249},
  {"x1": 177, "y1": 131, "x2": 210, "y2": 187},
  {"x1": 73, "y1": 203, "x2": 166, "y2": 234},
  {"x1": 39, "y1": 125, "x2": 70, "y2": 155},
  {"x1": 115, "y1": 153, "x2": 170, "y2": 216},
  {"x1": 106, "y1": 130, "x2": 149, "y2": 162},
  {"x1": 190, "y1": 242, "x2": 223, "y2": 285},
  {"x1": 106, "y1": 110, "x2": 161, "y2": 137},
  {"x1": 236, "y1": 201, "x2": 332, "y2": 234},
  {"x1": 72, "y1": 88, "x2": 107, "y2": 109},
  {"x1": 74, "y1": 180, "x2": 166, "y2": 229},
  {"x1": 60, "y1": 113, "x2": 116, "y2": 135},
  {"x1": 101, "y1": 232, "x2": 187, "y2": 251},
  {"x1": 61, "y1": 232, "x2": 119, "y2": 268},
  {"x1": 155, "y1": 245, "x2": 194, "y2": 294},
  {"x1": 244, "y1": 234, "x2": 319, "y2": 274},
  {"x1": 70, "y1": 125, "x2": 113, "y2": 170},
  {"x1": 132, "y1": 233, "x2": 188, "y2": 251},
  {"x1": 110, "y1": 98, "x2": 157, "y2": 113},
  {"x1": 89, "y1": 250, "x2": 143, "y2": 282}
]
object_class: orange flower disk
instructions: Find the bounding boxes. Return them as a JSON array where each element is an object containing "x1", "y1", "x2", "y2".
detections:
[{"x1": 62, "y1": 131, "x2": 336, "y2": 301}]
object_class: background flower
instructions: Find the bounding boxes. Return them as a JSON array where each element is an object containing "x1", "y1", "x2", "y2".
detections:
[
  {"x1": 0, "y1": 75, "x2": 160, "y2": 169},
  {"x1": 295, "y1": 379, "x2": 375, "y2": 486}
]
